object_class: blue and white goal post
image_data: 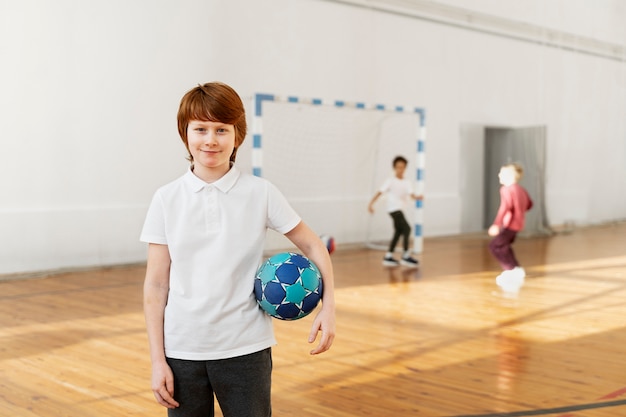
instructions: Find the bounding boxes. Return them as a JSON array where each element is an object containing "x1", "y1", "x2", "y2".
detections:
[{"x1": 251, "y1": 93, "x2": 426, "y2": 254}]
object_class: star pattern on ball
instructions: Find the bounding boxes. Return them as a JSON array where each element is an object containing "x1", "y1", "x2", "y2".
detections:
[{"x1": 254, "y1": 252, "x2": 323, "y2": 320}]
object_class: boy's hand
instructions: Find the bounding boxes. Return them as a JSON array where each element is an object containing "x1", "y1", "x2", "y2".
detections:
[
  {"x1": 488, "y1": 225, "x2": 500, "y2": 237},
  {"x1": 308, "y1": 306, "x2": 336, "y2": 355},
  {"x1": 151, "y1": 361, "x2": 180, "y2": 409}
]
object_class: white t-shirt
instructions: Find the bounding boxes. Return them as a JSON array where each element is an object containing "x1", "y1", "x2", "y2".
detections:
[
  {"x1": 140, "y1": 165, "x2": 301, "y2": 360},
  {"x1": 379, "y1": 176, "x2": 413, "y2": 213}
]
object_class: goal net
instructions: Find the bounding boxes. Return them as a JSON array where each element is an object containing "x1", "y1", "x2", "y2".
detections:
[{"x1": 241, "y1": 95, "x2": 425, "y2": 253}]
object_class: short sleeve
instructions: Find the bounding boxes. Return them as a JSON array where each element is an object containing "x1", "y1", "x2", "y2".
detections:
[
  {"x1": 139, "y1": 191, "x2": 168, "y2": 244},
  {"x1": 266, "y1": 182, "x2": 301, "y2": 234},
  {"x1": 379, "y1": 178, "x2": 391, "y2": 193}
]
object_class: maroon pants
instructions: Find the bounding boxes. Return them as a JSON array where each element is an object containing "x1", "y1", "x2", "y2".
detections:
[{"x1": 489, "y1": 228, "x2": 520, "y2": 270}]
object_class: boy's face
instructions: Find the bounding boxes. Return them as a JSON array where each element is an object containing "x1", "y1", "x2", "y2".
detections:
[
  {"x1": 187, "y1": 119, "x2": 236, "y2": 177},
  {"x1": 498, "y1": 167, "x2": 516, "y2": 186},
  {"x1": 394, "y1": 161, "x2": 407, "y2": 179}
]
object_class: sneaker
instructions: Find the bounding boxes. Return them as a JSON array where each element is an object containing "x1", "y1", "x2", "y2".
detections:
[
  {"x1": 382, "y1": 256, "x2": 400, "y2": 266},
  {"x1": 495, "y1": 272, "x2": 506, "y2": 286},
  {"x1": 511, "y1": 266, "x2": 526, "y2": 280},
  {"x1": 496, "y1": 269, "x2": 523, "y2": 293},
  {"x1": 400, "y1": 256, "x2": 419, "y2": 267}
]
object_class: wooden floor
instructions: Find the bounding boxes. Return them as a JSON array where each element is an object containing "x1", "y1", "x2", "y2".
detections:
[{"x1": 2, "y1": 222, "x2": 626, "y2": 416}]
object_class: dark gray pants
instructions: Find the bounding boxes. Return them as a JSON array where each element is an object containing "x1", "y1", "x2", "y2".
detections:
[
  {"x1": 166, "y1": 348, "x2": 272, "y2": 417},
  {"x1": 389, "y1": 210, "x2": 411, "y2": 253}
]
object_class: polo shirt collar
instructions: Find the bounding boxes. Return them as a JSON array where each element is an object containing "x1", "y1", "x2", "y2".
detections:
[{"x1": 184, "y1": 164, "x2": 241, "y2": 193}]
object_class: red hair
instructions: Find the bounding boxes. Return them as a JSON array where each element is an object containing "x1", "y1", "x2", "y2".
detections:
[{"x1": 177, "y1": 82, "x2": 247, "y2": 162}]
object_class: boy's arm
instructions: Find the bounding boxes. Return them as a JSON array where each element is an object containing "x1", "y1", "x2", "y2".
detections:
[
  {"x1": 492, "y1": 187, "x2": 512, "y2": 227},
  {"x1": 490, "y1": 186, "x2": 522, "y2": 234},
  {"x1": 368, "y1": 191, "x2": 382, "y2": 213},
  {"x1": 526, "y1": 188, "x2": 534, "y2": 211},
  {"x1": 488, "y1": 188, "x2": 510, "y2": 236},
  {"x1": 284, "y1": 222, "x2": 336, "y2": 355},
  {"x1": 143, "y1": 243, "x2": 179, "y2": 409}
]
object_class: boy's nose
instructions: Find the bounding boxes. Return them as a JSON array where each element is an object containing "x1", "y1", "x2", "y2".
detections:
[{"x1": 205, "y1": 132, "x2": 218, "y2": 144}]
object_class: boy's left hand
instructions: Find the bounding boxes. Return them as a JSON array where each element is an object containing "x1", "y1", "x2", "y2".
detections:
[
  {"x1": 308, "y1": 306, "x2": 336, "y2": 355},
  {"x1": 488, "y1": 225, "x2": 500, "y2": 236}
]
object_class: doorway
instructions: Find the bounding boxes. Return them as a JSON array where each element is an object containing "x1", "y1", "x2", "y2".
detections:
[
  {"x1": 460, "y1": 124, "x2": 551, "y2": 236},
  {"x1": 484, "y1": 126, "x2": 551, "y2": 236}
]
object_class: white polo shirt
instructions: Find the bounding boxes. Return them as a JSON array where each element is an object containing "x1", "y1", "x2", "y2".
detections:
[
  {"x1": 379, "y1": 176, "x2": 413, "y2": 213},
  {"x1": 140, "y1": 165, "x2": 301, "y2": 360}
]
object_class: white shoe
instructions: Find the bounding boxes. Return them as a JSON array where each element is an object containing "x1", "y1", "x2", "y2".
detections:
[
  {"x1": 496, "y1": 269, "x2": 523, "y2": 293},
  {"x1": 511, "y1": 267, "x2": 526, "y2": 280},
  {"x1": 495, "y1": 272, "x2": 504, "y2": 286}
]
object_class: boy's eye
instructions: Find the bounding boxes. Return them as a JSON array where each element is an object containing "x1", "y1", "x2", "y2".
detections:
[
  {"x1": 194, "y1": 127, "x2": 206, "y2": 132},
  {"x1": 217, "y1": 128, "x2": 227, "y2": 133}
]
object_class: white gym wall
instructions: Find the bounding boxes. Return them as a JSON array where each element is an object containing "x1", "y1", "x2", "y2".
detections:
[{"x1": 1, "y1": 0, "x2": 625, "y2": 275}]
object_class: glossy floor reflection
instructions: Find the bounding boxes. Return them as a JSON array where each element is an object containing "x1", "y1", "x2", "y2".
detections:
[{"x1": 1, "y1": 222, "x2": 625, "y2": 416}]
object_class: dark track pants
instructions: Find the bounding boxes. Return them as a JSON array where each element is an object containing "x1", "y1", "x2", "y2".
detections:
[
  {"x1": 389, "y1": 210, "x2": 411, "y2": 253},
  {"x1": 488, "y1": 228, "x2": 519, "y2": 270}
]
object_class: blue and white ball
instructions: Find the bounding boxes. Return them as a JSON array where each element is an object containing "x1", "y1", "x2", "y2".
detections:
[{"x1": 254, "y1": 252, "x2": 323, "y2": 320}]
